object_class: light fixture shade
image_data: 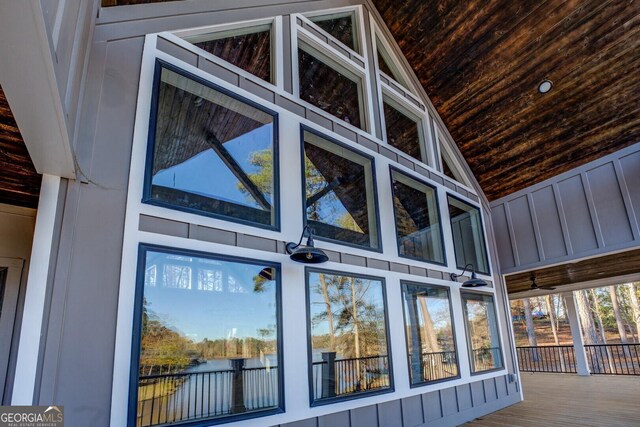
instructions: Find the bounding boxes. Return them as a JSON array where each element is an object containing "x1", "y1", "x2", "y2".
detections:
[
  {"x1": 461, "y1": 272, "x2": 489, "y2": 287},
  {"x1": 289, "y1": 245, "x2": 329, "y2": 264}
]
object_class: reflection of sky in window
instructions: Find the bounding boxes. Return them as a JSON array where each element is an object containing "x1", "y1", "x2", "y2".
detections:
[
  {"x1": 153, "y1": 124, "x2": 273, "y2": 209},
  {"x1": 144, "y1": 252, "x2": 277, "y2": 342},
  {"x1": 419, "y1": 297, "x2": 451, "y2": 331}
]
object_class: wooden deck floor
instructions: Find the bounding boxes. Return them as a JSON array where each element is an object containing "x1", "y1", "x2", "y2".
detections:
[{"x1": 464, "y1": 373, "x2": 640, "y2": 426}]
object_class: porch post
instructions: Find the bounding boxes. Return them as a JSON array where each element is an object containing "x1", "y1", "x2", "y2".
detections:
[{"x1": 563, "y1": 292, "x2": 590, "y2": 376}]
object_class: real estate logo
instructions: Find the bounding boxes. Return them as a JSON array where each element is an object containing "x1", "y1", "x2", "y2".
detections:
[{"x1": 0, "y1": 406, "x2": 63, "y2": 427}]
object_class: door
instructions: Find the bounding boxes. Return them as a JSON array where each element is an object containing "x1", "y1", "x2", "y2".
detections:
[{"x1": 0, "y1": 258, "x2": 24, "y2": 404}]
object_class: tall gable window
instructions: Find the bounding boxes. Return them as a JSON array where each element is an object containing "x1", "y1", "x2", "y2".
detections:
[
  {"x1": 383, "y1": 95, "x2": 426, "y2": 162},
  {"x1": 390, "y1": 169, "x2": 445, "y2": 264},
  {"x1": 131, "y1": 246, "x2": 283, "y2": 426},
  {"x1": 298, "y1": 42, "x2": 366, "y2": 130},
  {"x1": 309, "y1": 11, "x2": 359, "y2": 53},
  {"x1": 184, "y1": 24, "x2": 274, "y2": 84},
  {"x1": 302, "y1": 129, "x2": 380, "y2": 250},
  {"x1": 447, "y1": 195, "x2": 489, "y2": 274},
  {"x1": 144, "y1": 64, "x2": 279, "y2": 230},
  {"x1": 375, "y1": 36, "x2": 412, "y2": 91}
]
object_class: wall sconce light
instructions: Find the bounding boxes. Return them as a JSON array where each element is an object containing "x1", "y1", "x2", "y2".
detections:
[
  {"x1": 450, "y1": 264, "x2": 488, "y2": 287},
  {"x1": 286, "y1": 225, "x2": 329, "y2": 264}
]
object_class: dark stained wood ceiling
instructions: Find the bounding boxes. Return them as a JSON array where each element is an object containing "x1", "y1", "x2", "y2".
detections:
[
  {"x1": 372, "y1": 0, "x2": 640, "y2": 200},
  {"x1": 505, "y1": 248, "x2": 640, "y2": 295},
  {"x1": 0, "y1": 85, "x2": 41, "y2": 208}
]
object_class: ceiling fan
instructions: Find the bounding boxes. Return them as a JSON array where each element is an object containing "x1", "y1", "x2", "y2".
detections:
[{"x1": 530, "y1": 273, "x2": 556, "y2": 291}]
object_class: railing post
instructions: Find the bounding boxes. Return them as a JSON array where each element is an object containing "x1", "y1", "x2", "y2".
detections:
[
  {"x1": 321, "y1": 352, "x2": 337, "y2": 398},
  {"x1": 563, "y1": 292, "x2": 590, "y2": 376},
  {"x1": 230, "y1": 358, "x2": 246, "y2": 413}
]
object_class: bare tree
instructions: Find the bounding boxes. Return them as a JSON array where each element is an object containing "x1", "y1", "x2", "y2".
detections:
[
  {"x1": 590, "y1": 289, "x2": 608, "y2": 344},
  {"x1": 627, "y1": 283, "x2": 640, "y2": 342},
  {"x1": 523, "y1": 298, "x2": 539, "y2": 361},
  {"x1": 610, "y1": 285, "x2": 629, "y2": 344},
  {"x1": 575, "y1": 290, "x2": 599, "y2": 345},
  {"x1": 545, "y1": 295, "x2": 560, "y2": 345}
]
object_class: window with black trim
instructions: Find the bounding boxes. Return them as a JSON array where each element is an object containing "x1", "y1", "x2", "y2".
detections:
[
  {"x1": 144, "y1": 63, "x2": 279, "y2": 230},
  {"x1": 131, "y1": 246, "x2": 283, "y2": 426},
  {"x1": 298, "y1": 42, "x2": 366, "y2": 130},
  {"x1": 447, "y1": 195, "x2": 489, "y2": 274},
  {"x1": 383, "y1": 95, "x2": 425, "y2": 162},
  {"x1": 391, "y1": 168, "x2": 445, "y2": 265},
  {"x1": 302, "y1": 129, "x2": 380, "y2": 250},
  {"x1": 461, "y1": 292, "x2": 504, "y2": 373},
  {"x1": 402, "y1": 282, "x2": 459, "y2": 385},
  {"x1": 184, "y1": 23, "x2": 274, "y2": 84},
  {"x1": 307, "y1": 269, "x2": 392, "y2": 404}
]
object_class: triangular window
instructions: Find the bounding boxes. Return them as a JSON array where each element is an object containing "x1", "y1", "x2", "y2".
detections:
[
  {"x1": 184, "y1": 24, "x2": 273, "y2": 84},
  {"x1": 376, "y1": 36, "x2": 412, "y2": 90},
  {"x1": 309, "y1": 11, "x2": 359, "y2": 53}
]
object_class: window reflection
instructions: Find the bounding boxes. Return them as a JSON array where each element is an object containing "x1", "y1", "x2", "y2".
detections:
[
  {"x1": 462, "y1": 292, "x2": 503, "y2": 373},
  {"x1": 303, "y1": 130, "x2": 379, "y2": 249},
  {"x1": 447, "y1": 196, "x2": 489, "y2": 274},
  {"x1": 391, "y1": 170, "x2": 445, "y2": 264},
  {"x1": 146, "y1": 65, "x2": 278, "y2": 228},
  {"x1": 383, "y1": 99, "x2": 424, "y2": 162},
  {"x1": 402, "y1": 283, "x2": 458, "y2": 385},
  {"x1": 309, "y1": 12, "x2": 358, "y2": 52},
  {"x1": 135, "y1": 248, "x2": 282, "y2": 426},
  {"x1": 307, "y1": 270, "x2": 391, "y2": 403}
]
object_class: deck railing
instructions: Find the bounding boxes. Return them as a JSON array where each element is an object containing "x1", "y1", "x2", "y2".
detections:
[
  {"x1": 471, "y1": 347, "x2": 502, "y2": 371},
  {"x1": 516, "y1": 343, "x2": 640, "y2": 375},
  {"x1": 421, "y1": 350, "x2": 458, "y2": 380},
  {"x1": 137, "y1": 362, "x2": 278, "y2": 427},
  {"x1": 312, "y1": 354, "x2": 389, "y2": 399}
]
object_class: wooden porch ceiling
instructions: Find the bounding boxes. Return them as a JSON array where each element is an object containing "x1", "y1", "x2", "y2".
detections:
[
  {"x1": 504, "y1": 248, "x2": 640, "y2": 295},
  {"x1": 0, "y1": 86, "x2": 40, "y2": 208}
]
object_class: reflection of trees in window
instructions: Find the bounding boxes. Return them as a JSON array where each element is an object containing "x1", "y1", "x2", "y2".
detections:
[
  {"x1": 135, "y1": 249, "x2": 282, "y2": 425},
  {"x1": 309, "y1": 12, "x2": 358, "y2": 52},
  {"x1": 402, "y1": 283, "x2": 458, "y2": 384},
  {"x1": 448, "y1": 196, "x2": 489, "y2": 274},
  {"x1": 308, "y1": 270, "x2": 390, "y2": 401},
  {"x1": 147, "y1": 66, "x2": 278, "y2": 228},
  {"x1": 383, "y1": 100, "x2": 423, "y2": 162},
  {"x1": 303, "y1": 131, "x2": 379, "y2": 249},
  {"x1": 462, "y1": 292, "x2": 503, "y2": 373}
]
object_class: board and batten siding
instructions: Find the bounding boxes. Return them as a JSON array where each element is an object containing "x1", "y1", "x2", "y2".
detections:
[{"x1": 490, "y1": 143, "x2": 640, "y2": 274}]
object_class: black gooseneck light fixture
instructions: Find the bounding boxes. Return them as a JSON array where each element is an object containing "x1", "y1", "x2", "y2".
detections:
[
  {"x1": 286, "y1": 225, "x2": 329, "y2": 264},
  {"x1": 450, "y1": 264, "x2": 488, "y2": 287}
]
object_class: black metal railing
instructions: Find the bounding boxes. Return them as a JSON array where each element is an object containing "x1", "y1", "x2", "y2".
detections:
[
  {"x1": 516, "y1": 345, "x2": 577, "y2": 373},
  {"x1": 471, "y1": 347, "x2": 502, "y2": 371},
  {"x1": 516, "y1": 344, "x2": 640, "y2": 375},
  {"x1": 421, "y1": 350, "x2": 458, "y2": 381},
  {"x1": 137, "y1": 363, "x2": 278, "y2": 427},
  {"x1": 585, "y1": 344, "x2": 640, "y2": 375},
  {"x1": 312, "y1": 353, "x2": 389, "y2": 399}
]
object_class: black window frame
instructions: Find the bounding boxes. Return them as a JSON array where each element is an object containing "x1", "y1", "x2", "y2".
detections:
[
  {"x1": 446, "y1": 193, "x2": 491, "y2": 275},
  {"x1": 400, "y1": 280, "x2": 461, "y2": 387},
  {"x1": 389, "y1": 166, "x2": 447, "y2": 267},
  {"x1": 305, "y1": 266, "x2": 394, "y2": 406},
  {"x1": 128, "y1": 243, "x2": 285, "y2": 427},
  {"x1": 143, "y1": 59, "x2": 281, "y2": 231},
  {"x1": 300, "y1": 125, "x2": 383, "y2": 253},
  {"x1": 460, "y1": 290, "x2": 504, "y2": 375}
]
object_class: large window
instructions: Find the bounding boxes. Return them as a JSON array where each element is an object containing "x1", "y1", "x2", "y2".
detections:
[
  {"x1": 298, "y1": 42, "x2": 366, "y2": 130},
  {"x1": 461, "y1": 292, "x2": 503, "y2": 373},
  {"x1": 302, "y1": 129, "x2": 380, "y2": 250},
  {"x1": 131, "y1": 246, "x2": 283, "y2": 426},
  {"x1": 391, "y1": 168, "x2": 445, "y2": 265},
  {"x1": 144, "y1": 63, "x2": 279, "y2": 229},
  {"x1": 402, "y1": 282, "x2": 459, "y2": 385},
  {"x1": 447, "y1": 195, "x2": 489, "y2": 274},
  {"x1": 307, "y1": 269, "x2": 392, "y2": 404}
]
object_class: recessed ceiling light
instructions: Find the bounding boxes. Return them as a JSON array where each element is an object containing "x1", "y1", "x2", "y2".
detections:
[{"x1": 538, "y1": 79, "x2": 553, "y2": 94}]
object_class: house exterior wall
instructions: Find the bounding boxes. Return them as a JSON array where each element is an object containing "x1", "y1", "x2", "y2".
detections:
[
  {"x1": 15, "y1": 1, "x2": 521, "y2": 426},
  {"x1": 491, "y1": 143, "x2": 640, "y2": 275}
]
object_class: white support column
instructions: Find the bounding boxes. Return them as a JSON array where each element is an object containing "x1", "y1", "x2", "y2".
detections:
[
  {"x1": 12, "y1": 174, "x2": 61, "y2": 404},
  {"x1": 563, "y1": 291, "x2": 590, "y2": 376}
]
